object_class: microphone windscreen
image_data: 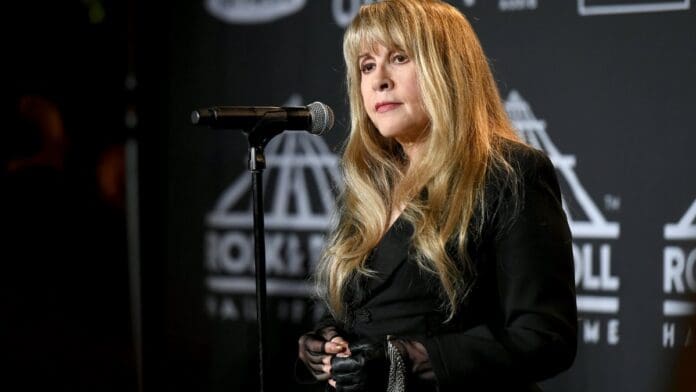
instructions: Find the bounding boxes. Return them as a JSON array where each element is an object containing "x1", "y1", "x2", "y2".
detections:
[{"x1": 307, "y1": 102, "x2": 334, "y2": 135}]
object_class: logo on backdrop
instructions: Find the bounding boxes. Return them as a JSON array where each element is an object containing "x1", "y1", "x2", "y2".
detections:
[
  {"x1": 204, "y1": 94, "x2": 340, "y2": 323},
  {"x1": 205, "y1": 0, "x2": 306, "y2": 24},
  {"x1": 578, "y1": 0, "x2": 690, "y2": 16},
  {"x1": 332, "y1": 0, "x2": 377, "y2": 27},
  {"x1": 662, "y1": 198, "x2": 696, "y2": 348},
  {"x1": 506, "y1": 90, "x2": 622, "y2": 345},
  {"x1": 498, "y1": 0, "x2": 538, "y2": 11},
  {"x1": 331, "y1": 0, "x2": 480, "y2": 27}
]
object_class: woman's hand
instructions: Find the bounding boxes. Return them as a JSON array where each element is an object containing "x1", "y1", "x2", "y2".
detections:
[
  {"x1": 298, "y1": 327, "x2": 350, "y2": 381},
  {"x1": 330, "y1": 340, "x2": 388, "y2": 391}
]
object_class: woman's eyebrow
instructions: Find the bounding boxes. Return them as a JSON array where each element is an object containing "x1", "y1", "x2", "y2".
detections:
[{"x1": 357, "y1": 53, "x2": 373, "y2": 62}]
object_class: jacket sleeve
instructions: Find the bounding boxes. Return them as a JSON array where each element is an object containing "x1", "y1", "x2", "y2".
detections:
[{"x1": 420, "y1": 149, "x2": 577, "y2": 390}]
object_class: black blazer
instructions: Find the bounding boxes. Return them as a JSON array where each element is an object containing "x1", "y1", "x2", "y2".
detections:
[{"x1": 321, "y1": 144, "x2": 577, "y2": 392}]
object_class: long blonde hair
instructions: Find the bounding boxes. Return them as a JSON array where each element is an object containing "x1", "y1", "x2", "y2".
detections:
[{"x1": 316, "y1": 0, "x2": 522, "y2": 321}]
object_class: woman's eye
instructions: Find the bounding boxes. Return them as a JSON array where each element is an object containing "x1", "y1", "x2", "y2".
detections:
[
  {"x1": 393, "y1": 54, "x2": 409, "y2": 63},
  {"x1": 360, "y1": 63, "x2": 375, "y2": 73}
]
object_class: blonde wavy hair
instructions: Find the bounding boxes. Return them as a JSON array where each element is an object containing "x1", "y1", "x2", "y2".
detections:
[{"x1": 316, "y1": 0, "x2": 522, "y2": 321}]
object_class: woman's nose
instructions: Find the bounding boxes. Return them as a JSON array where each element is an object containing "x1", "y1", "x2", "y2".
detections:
[
  {"x1": 376, "y1": 78, "x2": 393, "y2": 91},
  {"x1": 372, "y1": 66, "x2": 393, "y2": 91}
]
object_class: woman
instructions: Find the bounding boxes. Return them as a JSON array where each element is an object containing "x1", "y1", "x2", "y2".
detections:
[{"x1": 297, "y1": 1, "x2": 577, "y2": 391}]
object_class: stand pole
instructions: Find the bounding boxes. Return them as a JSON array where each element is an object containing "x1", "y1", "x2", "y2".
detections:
[
  {"x1": 250, "y1": 146, "x2": 269, "y2": 392},
  {"x1": 192, "y1": 112, "x2": 285, "y2": 392}
]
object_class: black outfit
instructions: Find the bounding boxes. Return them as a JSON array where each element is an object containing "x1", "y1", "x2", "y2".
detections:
[{"x1": 311, "y1": 144, "x2": 577, "y2": 391}]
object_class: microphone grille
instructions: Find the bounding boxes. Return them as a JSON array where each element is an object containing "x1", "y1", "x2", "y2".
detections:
[{"x1": 307, "y1": 102, "x2": 334, "y2": 135}]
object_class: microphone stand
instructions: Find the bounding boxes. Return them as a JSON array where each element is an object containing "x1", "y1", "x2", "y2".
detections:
[
  {"x1": 192, "y1": 103, "x2": 333, "y2": 391},
  {"x1": 243, "y1": 112, "x2": 288, "y2": 392}
]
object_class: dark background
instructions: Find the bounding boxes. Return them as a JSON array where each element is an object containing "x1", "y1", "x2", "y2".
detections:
[{"x1": 3, "y1": 1, "x2": 695, "y2": 391}]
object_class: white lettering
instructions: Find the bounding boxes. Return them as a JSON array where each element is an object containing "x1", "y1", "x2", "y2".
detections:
[
  {"x1": 219, "y1": 232, "x2": 252, "y2": 273},
  {"x1": 574, "y1": 243, "x2": 620, "y2": 291},
  {"x1": 664, "y1": 246, "x2": 686, "y2": 293},
  {"x1": 607, "y1": 319, "x2": 620, "y2": 345},
  {"x1": 663, "y1": 246, "x2": 696, "y2": 293},
  {"x1": 575, "y1": 243, "x2": 599, "y2": 289},
  {"x1": 266, "y1": 233, "x2": 285, "y2": 275},
  {"x1": 582, "y1": 319, "x2": 601, "y2": 343},
  {"x1": 207, "y1": 295, "x2": 267, "y2": 321},
  {"x1": 209, "y1": 231, "x2": 326, "y2": 278},
  {"x1": 600, "y1": 244, "x2": 620, "y2": 290},
  {"x1": 582, "y1": 243, "x2": 600, "y2": 289},
  {"x1": 573, "y1": 244, "x2": 583, "y2": 287},
  {"x1": 687, "y1": 249, "x2": 696, "y2": 292},
  {"x1": 579, "y1": 318, "x2": 622, "y2": 345},
  {"x1": 664, "y1": 322, "x2": 675, "y2": 347}
]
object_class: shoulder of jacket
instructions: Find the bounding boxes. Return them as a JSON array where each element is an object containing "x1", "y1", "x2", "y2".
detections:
[{"x1": 498, "y1": 139, "x2": 550, "y2": 176}]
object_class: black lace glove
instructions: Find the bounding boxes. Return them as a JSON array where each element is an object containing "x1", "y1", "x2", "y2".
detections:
[
  {"x1": 297, "y1": 326, "x2": 347, "y2": 381},
  {"x1": 331, "y1": 339, "x2": 389, "y2": 392}
]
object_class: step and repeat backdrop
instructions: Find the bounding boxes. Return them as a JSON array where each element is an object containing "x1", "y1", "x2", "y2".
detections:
[{"x1": 140, "y1": 1, "x2": 696, "y2": 391}]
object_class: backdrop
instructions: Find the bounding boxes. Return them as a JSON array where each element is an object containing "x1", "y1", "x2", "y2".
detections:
[{"x1": 137, "y1": 1, "x2": 696, "y2": 391}]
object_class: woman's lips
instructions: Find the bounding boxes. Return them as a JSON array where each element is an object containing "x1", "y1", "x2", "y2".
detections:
[{"x1": 375, "y1": 102, "x2": 401, "y2": 113}]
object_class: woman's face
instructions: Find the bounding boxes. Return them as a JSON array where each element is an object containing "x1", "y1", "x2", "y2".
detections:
[{"x1": 359, "y1": 43, "x2": 429, "y2": 145}]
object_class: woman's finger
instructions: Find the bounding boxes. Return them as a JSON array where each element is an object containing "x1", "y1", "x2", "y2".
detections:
[
  {"x1": 330, "y1": 336, "x2": 348, "y2": 344},
  {"x1": 323, "y1": 340, "x2": 347, "y2": 355},
  {"x1": 330, "y1": 336, "x2": 351, "y2": 356},
  {"x1": 299, "y1": 333, "x2": 326, "y2": 354},
  {"x1": 322, "y1": 363, "x2": 332, "y2": 375},
  {"x1": 308, "y1": 361, "x2": 325, "y2": 374}
]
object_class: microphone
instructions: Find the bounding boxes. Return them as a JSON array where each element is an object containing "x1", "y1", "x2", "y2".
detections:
[{"x1": 190, "y1": 101, "x2": 334, "y2": 135}]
